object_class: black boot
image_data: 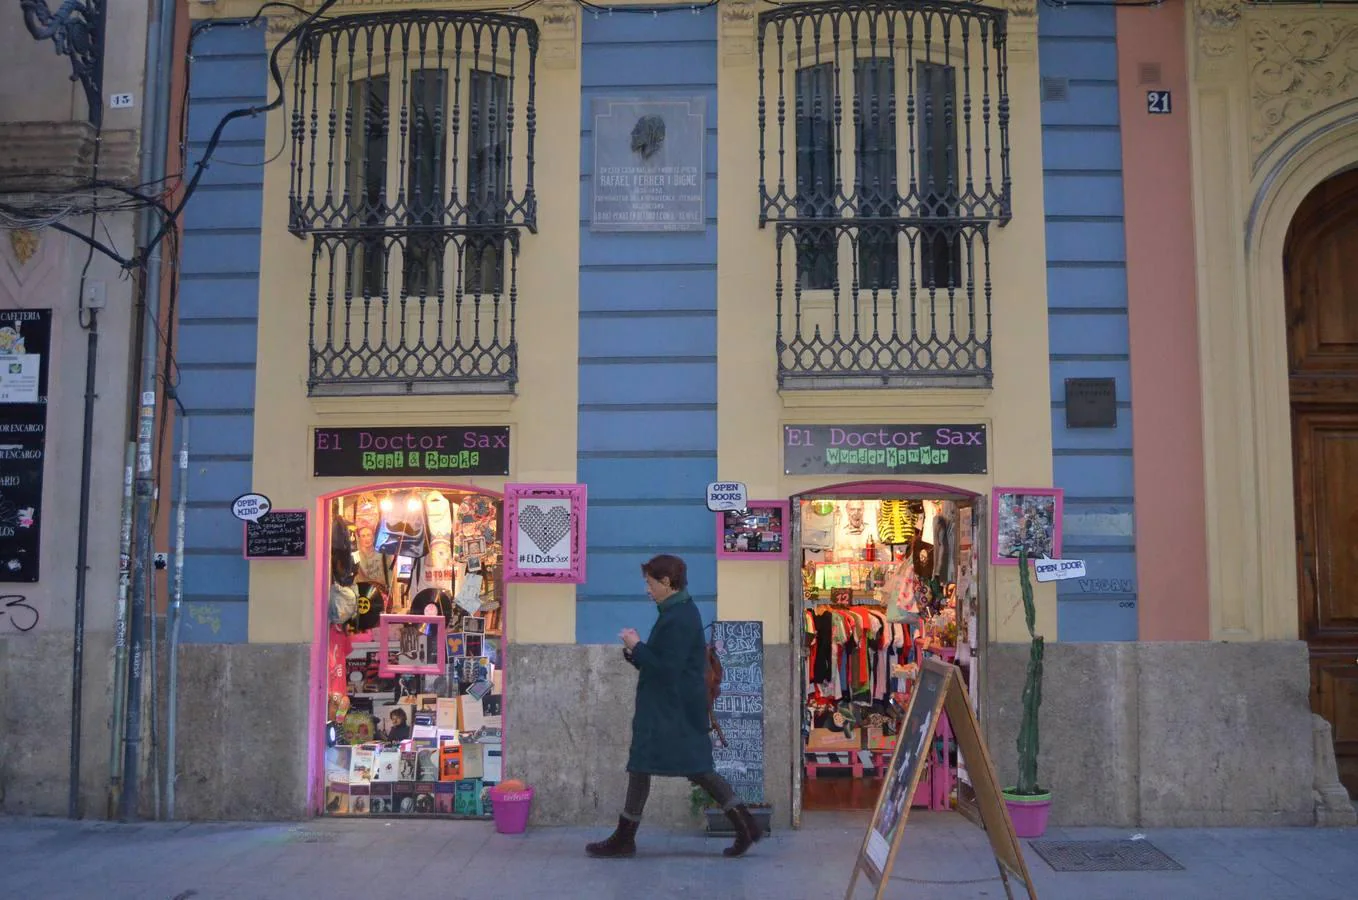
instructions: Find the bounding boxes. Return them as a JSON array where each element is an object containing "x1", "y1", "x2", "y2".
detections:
[
  {"x1": 585, "y1": 815, "x2": 639, "y2": 858},
  {"x1": 722, "y1": 804, "x2": 762, "y2": 858}
]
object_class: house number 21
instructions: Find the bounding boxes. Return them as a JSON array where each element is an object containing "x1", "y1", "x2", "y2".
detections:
[{"x1": 1146, "y1": 90, "x2": 1172, "y2": 115}]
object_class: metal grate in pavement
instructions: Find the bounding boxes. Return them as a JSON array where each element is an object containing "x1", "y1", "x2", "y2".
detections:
[
  {"x1": 1030, "y1": 840, "x2": 1184, "y2": 873},
  {"x1": 286, "y1": 828, "x2": 339, "y2": 844}
]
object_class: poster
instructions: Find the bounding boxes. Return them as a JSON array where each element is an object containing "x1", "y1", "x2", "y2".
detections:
[
  {"x1": 991, "y1": 487, "x2": 1063, "y2": 566},
  {"x1": 0, "y1": 308, "x2": 49, "y2": 583}
]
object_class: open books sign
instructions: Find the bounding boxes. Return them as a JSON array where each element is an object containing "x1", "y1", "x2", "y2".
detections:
[
  {"x1": 1034, "y1": 557, "x2": 1086, "y2": 583},
  {"x1": 706, "y1": 481, "x2": 747, "y2": 512}
]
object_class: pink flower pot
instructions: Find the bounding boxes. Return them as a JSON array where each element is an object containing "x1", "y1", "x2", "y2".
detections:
[{"x1": 1001, "y1": 790, "x2": 1052, "y2": 838}]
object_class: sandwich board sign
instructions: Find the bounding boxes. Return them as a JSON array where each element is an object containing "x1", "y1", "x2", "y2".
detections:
[{"x1": 845, "y1": 658, "x2": 1038, "y2": 900}]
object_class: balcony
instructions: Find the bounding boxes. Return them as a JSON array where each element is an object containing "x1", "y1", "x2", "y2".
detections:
[
  {"x1": 757, "y1": 0, "x2": 1010, "y2": 388},
  {"x1": 288, "y1": 10, "x2": 538, "y2": 395}
]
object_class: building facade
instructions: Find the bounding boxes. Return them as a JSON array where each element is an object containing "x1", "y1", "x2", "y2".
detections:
[
  {"x1": 0, "y1": 1, "x2": 149, "y2": 816},
  {"x1": 117, "y1": 0, "x2": 1356, "y2": 829}
]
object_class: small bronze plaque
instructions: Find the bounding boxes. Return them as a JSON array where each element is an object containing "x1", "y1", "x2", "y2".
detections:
[{"x1": 1065, "y1": 378, "x2": 1117, "y2": 428}]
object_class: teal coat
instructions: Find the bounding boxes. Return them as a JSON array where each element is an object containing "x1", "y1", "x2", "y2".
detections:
[{"x1": 625, "y1": 591, "x2": 715, "y2": 776}]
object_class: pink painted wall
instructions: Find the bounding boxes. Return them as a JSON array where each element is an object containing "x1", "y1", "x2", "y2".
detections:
[{"x1": 1118, "y1": 1, "x2": 1210, "y2": 641}]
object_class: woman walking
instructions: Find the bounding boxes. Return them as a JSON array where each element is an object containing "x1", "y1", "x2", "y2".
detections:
[{"x1": 586, "y1": 554, "x2": 761, "y2": 859}]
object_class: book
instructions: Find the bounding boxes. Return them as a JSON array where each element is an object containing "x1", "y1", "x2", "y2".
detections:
[
  {"x1": 414, "y1": 787, "x2": 436, "y2": 815},
  {"x1": 434, "y1": 782, "x2": 456, "y2": 814},
  {"x1": 373, "y1": 748, "x2": 400, "y2": 782},
  {"x1": 393, "y1": 782, "x2": 416, "y2": 814},
  {"x1": 369, "y1": 782, "x2": 393, "y2": 814},
  {"x1": 398, "y1": 749, "x2": 418, "y2": 782},
  {"x1": 439, "y1": 739, "x2": 463, "y2": 781},
  {"x1": 461, "y1": 742, "x2": 484, "y2": 780},
  {"x1": 325, "y1": 782, "x2": 351, "y2": 815},
  {"x1": 349, "y1": 747, "x2": 377, "y2": 785},
  {"x1": 436, "y1": 697, "x2": 459, "y2": 731},
  {"x1": 325, "y1": 746, "x2": 353, "y2": 785},
  {"x1": 417, "y1": 748, "x2": 439, "y2": 782},
  {"x1": 454, "y1": 779, "x2": 484, "y2": 816}
]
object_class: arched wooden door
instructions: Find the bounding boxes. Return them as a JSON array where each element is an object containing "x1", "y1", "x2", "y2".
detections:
[{"x1": 1287, "y1": 168, "x2": 1358, "y2": 797}]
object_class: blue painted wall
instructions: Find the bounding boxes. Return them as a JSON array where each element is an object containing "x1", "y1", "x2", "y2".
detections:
[
  {"x1": 576, "y1": 9, "x2": 719, "y2": 643},
  {"x1": 1038, "y1": 6, "x2": 1138, "y2": 641},
  {"x1": 173, "y1": 20, "x2": 268, "y2": 643}
]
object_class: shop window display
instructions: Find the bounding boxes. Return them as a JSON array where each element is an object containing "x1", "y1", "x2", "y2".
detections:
[
  {"x1": 324, "y1": 488, "x2": 504, "y2": 818},
  {"x1": 799, "y1": 497, "x2": 980, "y2": 812}
]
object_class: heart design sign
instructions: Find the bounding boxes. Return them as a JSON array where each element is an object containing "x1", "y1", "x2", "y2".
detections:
[
  {"x1": 519, "y1": 503, "x2": 571, "y2": 553},
  {"x1": 504, "y1": 484, "x2": 587, "y2": 584}
]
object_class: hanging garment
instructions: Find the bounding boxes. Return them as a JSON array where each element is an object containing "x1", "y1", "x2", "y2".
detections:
[
  {"x1": 413, "y1": 491, "x2": 455, "y2": 592},
  {"x1": 802, "y1": 500, "x2": 837, "y2": 550},
  {"x1": 876, "y1": 500, "x2": 915, "y2": 546}
]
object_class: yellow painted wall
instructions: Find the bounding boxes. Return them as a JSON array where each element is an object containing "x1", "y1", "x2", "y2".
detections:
[{"x1": 715, "y1": 8, "x2": 1057, "y2": 646}]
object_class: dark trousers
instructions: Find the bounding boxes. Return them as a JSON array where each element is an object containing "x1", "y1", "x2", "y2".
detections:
[{"x1": 622, "y1": 770, "x2": 739, "y2": 822}]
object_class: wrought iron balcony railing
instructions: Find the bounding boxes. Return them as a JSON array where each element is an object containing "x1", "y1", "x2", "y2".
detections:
[
  {"x1": 289, "y1": 10, "x2": 538, "y2": 236},
  {"x1": 758, "y1": 0, "x2": 1010, "y2": 225},
  {"x1": 758, "y1": 0, "x2": 1008, "y2": 388},
  {"x1": 774, "y1": 220, "x2": 992, "y2": 389},
  {"x1": 307, "y1": 229, "x2": 519, "y2": 395}
]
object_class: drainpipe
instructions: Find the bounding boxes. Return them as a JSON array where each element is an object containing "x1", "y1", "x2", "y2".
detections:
[
  {"x1": 122, "y1": 0, "x2": 178, "y2": 822},
  {"x1": 166, "y1": 415, "x2": 188, "y2": 819},
  {"x1": 68, "y1": 301, "x2": 99, "y2": 819},
  {"x1": 107, "y1": 442, "x2": 135, "y2": 817}
]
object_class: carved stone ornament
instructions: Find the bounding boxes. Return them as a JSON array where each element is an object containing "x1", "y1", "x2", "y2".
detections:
[
  {"x1": 722, "y1": 0, "x2": 756, "y2": 67},
  {"x1": 1198, "y1": 0, "x2": 1243, "y2": 31},
  {"x1": 1250, "y1": 17, "x2": 1358, "y2": 151},
  {"x1": 9, "y1": 230, "x2": 39, "y2": 267},
  {"x1": 540, "y1": 0, "x2": 577, "y2": 70},
  {"x1": 1196, "y1": 0, "x2": 1243, "y2": 61},
  {"x1": 1001, "y1": 0, "x2": 1037, "y2": 19}
]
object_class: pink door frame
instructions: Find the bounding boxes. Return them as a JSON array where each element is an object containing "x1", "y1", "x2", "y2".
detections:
[{"x1": 307, "y1": 481, "x2": 506, "y2": 815}]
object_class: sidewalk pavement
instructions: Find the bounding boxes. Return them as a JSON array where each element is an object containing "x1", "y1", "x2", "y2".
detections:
[{"x1": 2, "y1": 810, "x2": 1355, "y2": 900}]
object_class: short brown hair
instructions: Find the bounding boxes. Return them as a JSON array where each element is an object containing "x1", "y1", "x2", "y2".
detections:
[{"x1": 641, "y1": 554, "x2": 688, "y2": 591}]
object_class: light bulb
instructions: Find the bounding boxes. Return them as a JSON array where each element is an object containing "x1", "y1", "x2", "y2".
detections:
[
  {"x1": 379, "y1": 496, "x2": 393, "y2": 513},
  {"x1": 407, "y1": 496, "x2": 423, "y2": 512}
]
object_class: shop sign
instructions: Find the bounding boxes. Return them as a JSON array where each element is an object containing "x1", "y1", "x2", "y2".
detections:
[
  {"x1": 503, "y1": 483, "x2": 587, "y2": 584},
  {"x1": 710, "y1": 620, "x2": 765, "y2": 805},
  {"x1": 231, "y1": 492, "x2": 272, "y2": 522},
  {"x1": 312, "y1": 426, "x2": 510, "y2": 477},
  {"x1": 783, "y1": 424, "x2": 988, "y2": 476},
  {"x1": 705, "y1": 481, "x2": 747, "y2": 512},
  {"x1": 1033, "y1": 557, "x2": 1086, "y2": 583},
  {"x1": 0, "y1": 308, "x2": 49, "y2": 583}
]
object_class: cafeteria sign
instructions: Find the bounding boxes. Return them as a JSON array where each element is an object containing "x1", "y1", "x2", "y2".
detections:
[{"x1": 783, "y1": 424, "x2": 987, "y2": 476}]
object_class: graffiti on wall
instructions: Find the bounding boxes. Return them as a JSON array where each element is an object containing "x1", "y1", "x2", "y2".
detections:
[{"x1": 0, "y1": 593, "x2": 38, "y2": 631}]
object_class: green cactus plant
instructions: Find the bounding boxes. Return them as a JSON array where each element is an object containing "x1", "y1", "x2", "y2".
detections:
[{"x1": 1013, "y1": 546, "x2": 1045, "y2": 796}]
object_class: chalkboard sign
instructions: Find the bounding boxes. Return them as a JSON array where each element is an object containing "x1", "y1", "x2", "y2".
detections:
[
  {"x1": 244, "y1": 510, "x2": 308, "y2": 559},
  {"x1": 847, "y1": 659, "x2": 1037, "y2": 900},
  {"x1": 710, "y1": 620, "x2": 764, "y2": 805}
]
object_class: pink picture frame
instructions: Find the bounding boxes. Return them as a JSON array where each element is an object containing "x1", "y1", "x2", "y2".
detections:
[
  {"x1": 715, "y1": 499, "x2": 790, "y2": 561},
  {"x1": 990, "y1": 487, "x2": 1064, "y2": 566},
  {"x1": 503, "y1": 483, "x2": 587, "y2": 583},
  {"x1": 377, "y1": 614, "x2": 446, "y2": 677}
]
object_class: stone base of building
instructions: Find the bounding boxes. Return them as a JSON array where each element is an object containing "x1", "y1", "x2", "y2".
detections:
[
  {"x1": 2, "y1": 637, "x2": 1333, "y2": 828},
  {"x1": 983, "y1": 640, "x2": 1322, "y2": 827}
]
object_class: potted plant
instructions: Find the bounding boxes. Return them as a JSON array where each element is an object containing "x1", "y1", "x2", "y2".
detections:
[
  {"x1": 1001, "y1": 547, "x2": 1052, "y2": 838},
  {"x1": 691, "y1": 786, "x2": 774, "y2": 838}
]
